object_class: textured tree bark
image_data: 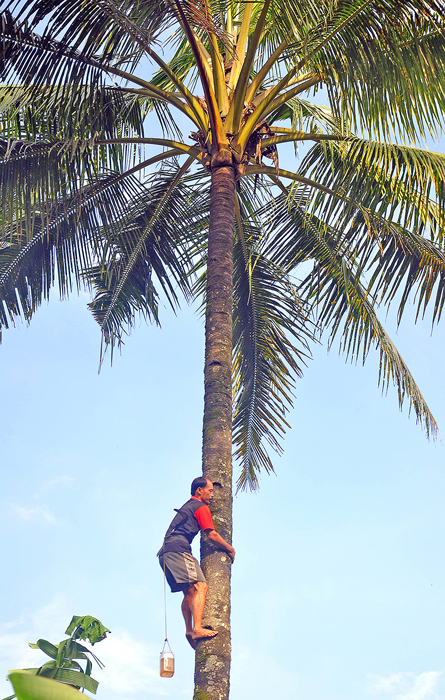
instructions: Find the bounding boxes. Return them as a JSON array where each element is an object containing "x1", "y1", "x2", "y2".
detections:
[{"x1": 194, "y1": 164, "x2": 235, "y2": 700}]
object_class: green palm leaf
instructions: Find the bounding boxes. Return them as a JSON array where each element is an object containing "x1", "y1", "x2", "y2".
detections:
[
  {"x1": 266, "y1": 192, "x2": 440, "y2": 436},
  {"x1": 0, "y1": 166, "x2": 182, "y2": 334},
  {"x1": 232, "y1": 184, "x2": 315, "y2": 491},
  {"x1": 0, "y1": 12, "x2": 113, "y2": 96},
  {"x1": 293, "y1": 140, "x2": 445, "y2": 325},
  {"x1": 298, "y1": 139, "x2": 445, "y2": 235},
  {"x1": 86, "y1": 164, "x2": 208, "y2": 359},
  {"x1": 0, "y1": 84, "x2": 147, "y2": 143},
  {"x1": 309, "y1": 0, "x2": 445, "y2": 140}
]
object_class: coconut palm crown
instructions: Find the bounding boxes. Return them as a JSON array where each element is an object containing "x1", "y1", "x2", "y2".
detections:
[{"x1": 2, "y1": 1, "x2": 445, "y2": 698}]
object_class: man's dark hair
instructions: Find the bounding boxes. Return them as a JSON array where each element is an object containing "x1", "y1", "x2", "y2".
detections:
[{"x1": 191, "y1": 476, "x2": 208, "y2": 496}]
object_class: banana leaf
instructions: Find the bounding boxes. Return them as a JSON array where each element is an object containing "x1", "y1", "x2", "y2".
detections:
[{"x1": 7, "y1": 672, "x2": 87, "y2": 700}]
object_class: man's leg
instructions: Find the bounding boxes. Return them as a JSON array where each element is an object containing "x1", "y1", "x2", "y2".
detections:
[
  {"x1": 181, "y1": 582, "x2": 218, "y2": 645},
  {"x1": 191, "y1": 582, "x2": 217, "y2": 641},
  {"x1": 182, "y1": 587, "x2": 195, "y2": 648}
]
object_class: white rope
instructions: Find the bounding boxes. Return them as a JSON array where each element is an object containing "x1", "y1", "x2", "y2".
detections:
[{"x1": 162, "y1": 553, "x2": 169, "y2": 643}]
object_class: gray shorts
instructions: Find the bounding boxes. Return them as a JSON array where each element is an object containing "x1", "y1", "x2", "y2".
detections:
[{"x1": 159, "y1": 551, "x2": 206, "y2": 593}]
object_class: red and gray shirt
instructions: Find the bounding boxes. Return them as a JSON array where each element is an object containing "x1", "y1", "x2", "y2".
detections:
[{"x1": 161, "y1": 496, "x2": 214, "y2": 554}]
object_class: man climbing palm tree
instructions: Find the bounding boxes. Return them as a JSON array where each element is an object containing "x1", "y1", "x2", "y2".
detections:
[
  {"x1": 158, "y1": 477, "x2": 235, "y2": 648},
  {"x1": 2, "y1": 1, "x2": 445, "y2": 697}
]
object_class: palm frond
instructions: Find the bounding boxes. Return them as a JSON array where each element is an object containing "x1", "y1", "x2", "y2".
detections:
[
  {"x1": 86, "y1": 163, "x2": 209, "y2": 361},
  {"x1": 312, "y1": 137, "x2": 445, "y2": 238},
  {"x1": 150, "y1": 35, "x2": 201, "y2": 94},
  {"x1": 0, "y1": 10, "x2": 200, "y2": 126},
  {"x1": 256, "y1": 0, "x2": 445, "y2": 142},
  {"x1": 294, "y1": 140, "x2": 445, "y2": 325},
  {"x1": 367, "y1": 226, "x2": 445, "y2": 327},
  {"x1": 304, "y1": 245, "x2": 439, "y2": 438},
  {"x1": 0, "y1": 84, "x2": 147, "y2": 142},
  {"x1": 2, "y1": 0, "x2": 170, "y2": 65},
  {"x1": 1, "y1": 137, "x2": 95, "y2": 241},
  {"x1": 0, "y1": 136, "x2": 150, "y2": 242},
  {"x1": 269, "y1": 96, "x2": 337, "y2": 134},
  {"x1": 308, "y1": 0, "x2": 445, "y2": 140},
  {"x1": 232, "y1": 184, "x2": 315, "y2": 491},
  {"x1": 265, "y1": 193, "x2": 440, "y2": 437},
  {"x1": 0, "y1": 159, "x2": 188, "y2": 337},
  {"x1": 0, "y1": 11, "x2": 111, "y2": 96}
]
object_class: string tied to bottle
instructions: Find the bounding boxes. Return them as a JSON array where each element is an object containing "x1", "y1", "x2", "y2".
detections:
[{"x1": 160, "y1": 553, "x2": 175, "y2": 678}]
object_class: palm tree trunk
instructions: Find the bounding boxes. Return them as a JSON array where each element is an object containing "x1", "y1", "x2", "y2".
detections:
[{"x1": 194, "y1": 164, "x2": 235, "y2": 700}]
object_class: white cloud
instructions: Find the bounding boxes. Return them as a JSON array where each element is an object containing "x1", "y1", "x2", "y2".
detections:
[
  {"x1": 402, "y1": 674, "x2": 443, "y2": 700},
  {"x1": 9, "y1": 476, "x2": 75, "y2": 522},
  {"x1": 366, "y1": 671, "x2": 443, "y2": 700},
  {"x1": 0, "y1": 596, "x2": 71, "y2": 674},
  {"x1": 87, "y1": 630, "x2": 166, "y2": 697},
  {"x1": 33, "y1": 476, "x2": 75, "y2": 500},
  {"x1": 10, "y1": 504, "x2": 55, "y2": 522},
  {"x1": 0, "y1": 628, "x2": 37, "y2": 675},
  {"x1": 28, "y1": 597, "x2": 73, "y2": 639},
  {"x1": 1, "y1": 616, "x2": 25, "y2": 631}
]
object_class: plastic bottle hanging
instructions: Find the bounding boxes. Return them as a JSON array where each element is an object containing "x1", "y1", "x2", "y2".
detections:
[{"x1": 160, "y1": 639, "x2": 175, "y2": 678}]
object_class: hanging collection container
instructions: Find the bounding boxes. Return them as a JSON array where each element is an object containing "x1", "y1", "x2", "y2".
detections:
[{"x1": 160, "y1": 641, "x2": 175, "y2": 678}]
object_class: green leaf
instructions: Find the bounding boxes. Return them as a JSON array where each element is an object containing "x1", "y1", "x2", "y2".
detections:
[
  {"x1": 7, "y1": 672, "x2": 88, "y2": 700},
  {"x1": 65, "y1": 616, "x2": 110, "y2": 646},
  {"x1": 36, "y1": 669, "x2": 98, "y2": 694},
  {"x1": 32, "y1": 641, "x2": 58, "y2": 661}
]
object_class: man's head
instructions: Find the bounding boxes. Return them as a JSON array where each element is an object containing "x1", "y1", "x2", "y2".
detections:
[{"x1": 191, "y1": 476, "x2": 214, "y2": 505}]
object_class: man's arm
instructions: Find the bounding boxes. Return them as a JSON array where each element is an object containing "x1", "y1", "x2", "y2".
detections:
[{"x1": 204, "y1": 529, "x2": 235, "y2": 562}]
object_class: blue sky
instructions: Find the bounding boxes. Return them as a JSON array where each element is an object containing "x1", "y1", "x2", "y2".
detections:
[{"x1": 1, "y1": 74, "x2": 445, "y2": 700}]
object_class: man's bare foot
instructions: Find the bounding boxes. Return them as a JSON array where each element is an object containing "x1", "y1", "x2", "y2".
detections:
[
  {"x1": 185, "y1": 632, "x2": 196, "y2": 649},
  {"x1": 192, "y1": 627, "x2": 218, "y2": 641}
]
